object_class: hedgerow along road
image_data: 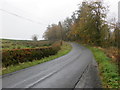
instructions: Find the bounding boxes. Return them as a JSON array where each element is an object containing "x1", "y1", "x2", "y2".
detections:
[{"x1": 2, "y1": 43, "x2": 100, "y2": 88}]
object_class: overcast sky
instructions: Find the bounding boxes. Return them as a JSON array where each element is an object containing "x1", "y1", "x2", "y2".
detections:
[{"x1": 0, "y1": 0, "x2": 119, "y2": 40}]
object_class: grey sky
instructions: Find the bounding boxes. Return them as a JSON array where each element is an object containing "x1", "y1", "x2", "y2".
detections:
[{"x1": 0, "y1": 0, "x2": 119, "y2": 40}]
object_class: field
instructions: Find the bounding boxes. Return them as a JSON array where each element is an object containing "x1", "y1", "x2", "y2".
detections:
[
  {"x1": 1, "y1": 39, "x2": 61, "y2": 67},
  {"x1": 1, "y1": 39, "x2": 66, "y2": 75},
  {"x1": 1, "y1": 39, "x2": 54, "y2": 49}
]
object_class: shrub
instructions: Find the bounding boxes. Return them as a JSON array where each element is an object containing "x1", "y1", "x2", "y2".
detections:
[{"x1": 2, "y1": 43, "x2": 61, "y2": 67}]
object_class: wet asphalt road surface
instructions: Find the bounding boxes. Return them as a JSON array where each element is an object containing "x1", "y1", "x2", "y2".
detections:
[{"x1": 2, "y1": 43, "x2": 99, "y2": 88}]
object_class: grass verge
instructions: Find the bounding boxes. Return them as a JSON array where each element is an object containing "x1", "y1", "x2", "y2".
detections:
[
  {"x1": 86, "y1": 45, "x2": 120, "y2": 88},
  {"x1": 1, "y1": 42, "x2": 72, "y2": 75}
]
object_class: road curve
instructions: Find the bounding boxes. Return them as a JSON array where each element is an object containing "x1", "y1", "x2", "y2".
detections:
[{"x1": 2, "y1": 43, "x2": 94, "y2": 88}]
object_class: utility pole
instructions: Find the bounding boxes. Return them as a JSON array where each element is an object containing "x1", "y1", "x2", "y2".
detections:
[
  {"x1": 59, "y1": 22, "x2": 63, "y2": 45},
  {"x1": 118, "y1": 1, "x2": 120, "y2": 49},
  {"x1": 118, "y1": 1, "x2": 120, "y2": 23}
]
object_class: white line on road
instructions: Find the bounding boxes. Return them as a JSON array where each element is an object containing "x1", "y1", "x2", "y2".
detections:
[
  {"x1": 25, "y1": 71, "x2": 56, "y2": 88},
  {"x1": 10, "y1": 71, "x2": 56, "y2": 88}
]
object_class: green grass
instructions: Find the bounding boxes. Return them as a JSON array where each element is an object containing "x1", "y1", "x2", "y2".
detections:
[
  {"x1": 1, "y1": 42, "x2": 72, "y2": 75},
  {"x1": 86, "y1": 45, "x2": 120, "y2": 88}
]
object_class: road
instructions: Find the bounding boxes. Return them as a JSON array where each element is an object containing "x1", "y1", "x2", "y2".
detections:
[{"x1": 2, "y1": 43, "x2": 98, "y2": 88}]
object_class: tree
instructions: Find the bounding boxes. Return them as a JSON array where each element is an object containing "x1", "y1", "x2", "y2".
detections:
[
  {"x1": 68, "y1": 0, "x2": 108, "y2": 46},
  {"x1": 32, "y1": 34, "x2": 38, "y2": 41},
  {"x1": 113, "y1": 22, "x2": 120, "y2": 48},
  {"x1": 43, "y1": 24, "x2": 61, "y2": 41},
  {"x1": 61, "y1": 17, "x2": 73, "y2": 41},
  {"x1": 43, "y1": 0, "x2": 111, "y2": 48}
]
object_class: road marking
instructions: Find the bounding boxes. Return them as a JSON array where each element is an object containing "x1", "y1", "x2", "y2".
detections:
[
  {"x1": 10, "y1": 70, "x2": 55, "y2": 88},
  {"x1": 24, "y1": 54, "x2": 82, "y2": 88},
  {"x1": 25, "y1": 71, "x2": 56, "y2": 88}
]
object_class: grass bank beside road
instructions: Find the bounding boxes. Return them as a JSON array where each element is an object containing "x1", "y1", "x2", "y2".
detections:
[
  {"x1": 86, "y1": 45, "x2": 119, "y2": 88},
  {"x1": 1, "y1": 42, "x2": 72, "y2": 75}
]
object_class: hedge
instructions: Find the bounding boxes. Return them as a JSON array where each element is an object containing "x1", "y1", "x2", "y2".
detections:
[{"x1": 2, "y1": 43, "x2": 61, "y2": 67}]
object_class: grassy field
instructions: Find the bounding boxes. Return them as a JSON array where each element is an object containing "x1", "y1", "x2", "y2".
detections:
[
  {"x1": 1, "y1": 42, "x2": 72, "y2": 75},
  {"x1": 86, "y1": 45, "x2": 120, "y2": 88},
  {"x1": 1, "y1": 39, "x2": 54, "y2": 49}
]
